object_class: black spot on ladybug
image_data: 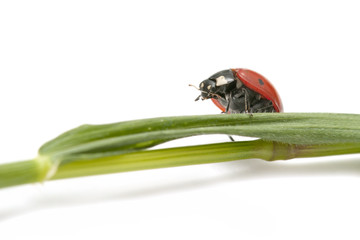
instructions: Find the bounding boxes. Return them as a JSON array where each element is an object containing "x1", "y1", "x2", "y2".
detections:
[{"x1": 258, "y1": 79, "x2": 264, "y2": 85}]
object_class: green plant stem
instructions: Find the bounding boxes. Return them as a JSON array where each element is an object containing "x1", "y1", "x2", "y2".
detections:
[
  {"x1": 1, "y1": 113, "x2": 360, "y2": 189},
  {"x1": 51, "y1": 140, "x2": 360, "y2": 181},
  {"x1": 0, "y1": 159, "x2": 45, "y2": 189},
  {"x1": 1, "y1": 140, "x2": 360, "y2": 189}
]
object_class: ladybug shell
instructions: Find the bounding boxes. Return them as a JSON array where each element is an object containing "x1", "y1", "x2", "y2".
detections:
[
  {"x1": 211, "y1": 68, "x2": 283, "y2": 112},
  {"x1": 211, "y1": 98, "x2": 227, "y2": 112}
]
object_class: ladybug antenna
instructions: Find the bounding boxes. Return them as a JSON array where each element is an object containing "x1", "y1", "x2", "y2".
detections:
[
  {"x1": 189, "y1": 83, "x2": 223, "y2": 101},
  {"x1": 188, "y1": 84, "x2": 200, "y2": 90},
  {"x1": 189, "y1": 84, "x2": 208, "y2": 95},
  {"x1": 189, "y1": 84, "x2": 205, "y2": 101}
]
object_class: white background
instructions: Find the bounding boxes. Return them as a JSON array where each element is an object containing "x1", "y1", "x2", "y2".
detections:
[{"x1": 1, "y1": 1, "x2": 360, "y2": 239}]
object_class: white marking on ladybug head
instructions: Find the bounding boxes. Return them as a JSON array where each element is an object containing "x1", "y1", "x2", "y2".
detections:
[
  {"x1": 200, "y1": 83, "x2": 204, "y2": 89},
  {"x1": 215, "y1": 76, "x2": 227, "y2": 86},
  {"x1": 207, "y1": 85, "x2": 211, "y2": 90}
]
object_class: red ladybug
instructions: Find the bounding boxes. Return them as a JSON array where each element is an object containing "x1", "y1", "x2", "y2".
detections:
[{"x1": 191, "y1": 68, "x2": 283, "y2": 113}]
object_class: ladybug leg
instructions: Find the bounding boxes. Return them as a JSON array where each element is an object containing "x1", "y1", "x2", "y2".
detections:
[
  {"x1": 242, "y1": 88, "x2": 254, "y2": 117},
  {"x1": 224, "y1": 92, "x2": 232, "y2": 113},
  {"x1": 225, "y1": 102, "x2": 230, "y2": 114},
  {"x1": 242, "y1": 88, "x2": 250, "y2": 113}
]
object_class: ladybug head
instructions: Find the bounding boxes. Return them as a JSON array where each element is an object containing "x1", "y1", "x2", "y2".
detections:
[
  {"x1": 199, "y1": 79, "x2": 216, "y2": 99},
  {"x1": 190, "y1": 69, "x2": 235, "y2": 101}
]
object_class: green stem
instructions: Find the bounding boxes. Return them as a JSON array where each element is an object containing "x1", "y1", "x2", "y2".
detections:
[
  {"x1": 1, "y1": 113, "x2": 360, "y2": 189},
  {"x1": 0, "y1": 158, "x2": 50, "y2": 189},
  {"x1": 1, "y1": 141, "x2": 360, "y2": 188},
  {"x1": 51, "y1": 140, "x2": 360, "y2": 181}
]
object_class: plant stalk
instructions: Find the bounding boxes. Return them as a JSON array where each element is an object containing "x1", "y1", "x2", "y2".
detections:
[
  {"x1": 51, "y1": 140, "x2": 360, "y2": 181},
  {"x1": 1, "y1": 113, "x2": 360, "y2": 189},
  {"x1": 0, "y1": 157, "x2": 51, "y2": 189}
]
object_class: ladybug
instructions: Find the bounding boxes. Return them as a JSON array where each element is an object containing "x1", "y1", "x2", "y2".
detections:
[{"x1": 191, "y1": 68, "x2": 283, "y2": 113}]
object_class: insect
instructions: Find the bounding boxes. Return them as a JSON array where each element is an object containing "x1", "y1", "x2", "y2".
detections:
[{"x1": 190, "y1": 68, "x2": 283, "y2": 113}]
